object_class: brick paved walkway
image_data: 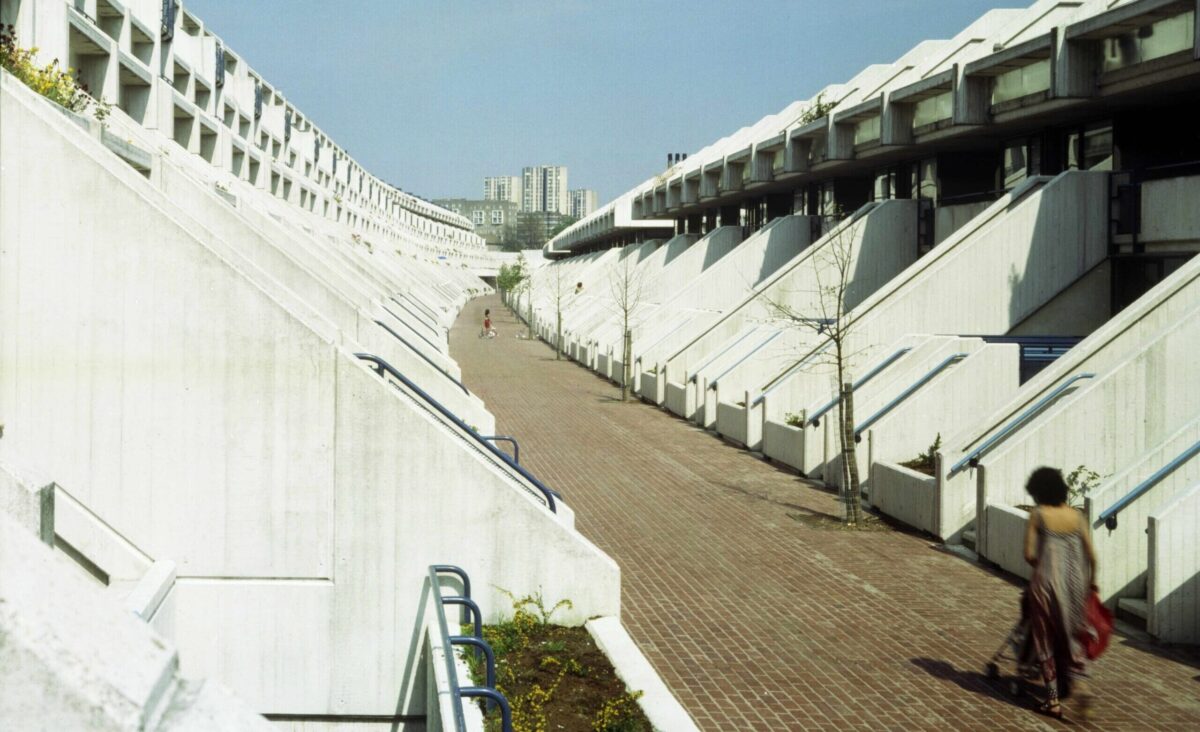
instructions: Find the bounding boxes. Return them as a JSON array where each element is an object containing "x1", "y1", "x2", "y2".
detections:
[{"x1": 452, "y1": 295, "x2": 1200, "y2": 731}]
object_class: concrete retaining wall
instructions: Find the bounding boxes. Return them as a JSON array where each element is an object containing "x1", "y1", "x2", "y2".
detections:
[{"x1": 1148, "y1": 483, "x2": 1200, "y2": 643}]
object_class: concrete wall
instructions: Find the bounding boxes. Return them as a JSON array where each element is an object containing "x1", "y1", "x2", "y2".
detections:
[
  {"x1": 945, "y1": 245, "x2": 1200, "y2": 544},
  {"x1": 1148, "y1": 483, "x2": 1200, "y2": 644},
  {"x1": 870, "y1": 461, "x2": 938, "y2": 535},
  {"x1": 0, "y1": 513, "x2": 273, "y2": 731},
  {"x1": 0, "y1": 70, "x2": 619, "y2": 718}
]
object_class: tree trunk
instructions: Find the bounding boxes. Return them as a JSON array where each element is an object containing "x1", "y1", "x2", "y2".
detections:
[
  {"x1": 839, "y1": 381, "x2": 863, "y2": 526},
  {"x1": 526, "y1": 292, "x2": 533, "y2": 339},
  {"x1": 556, "y1": 309, "x2": 562, "y2": 360},
  {"x1": 621, "y1": 328, "x2": 631, "y2": 401}
]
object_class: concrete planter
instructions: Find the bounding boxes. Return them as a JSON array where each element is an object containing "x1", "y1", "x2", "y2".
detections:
[
  {"x1": 762, "y1": 419, "x2": 805, "y2": 471},
  {"x1": 870, "y1": 461, "x2": 937, "y2": 533},
  {"x1": 981, "y1": 504, "x2": 1032, "y2": 580}
]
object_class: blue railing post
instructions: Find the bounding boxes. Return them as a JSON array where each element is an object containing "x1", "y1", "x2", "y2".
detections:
[
  {"x1": 460, "y1": 688, "x2": 512, "y2": 732},
  {"x1": 450, "y1": 636, "x2": 496, "y2": 690},
  {"x1": 431, "y1": 565, "x2": 472, "y2": 622},
  {"x1": 480, "y1": 436, "x2": 520, "y2": 464}
]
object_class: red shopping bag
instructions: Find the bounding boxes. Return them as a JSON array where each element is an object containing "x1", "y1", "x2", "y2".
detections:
[{"x1": 1081, "y1": 590, "x2": 1114, "y2": 660}]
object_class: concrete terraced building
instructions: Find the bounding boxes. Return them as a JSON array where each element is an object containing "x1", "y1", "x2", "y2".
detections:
[
  {"x1": 534, "y1": 0, "x2": 1200, "y2": 645},
  {"x1": 0, "y1": 0, "x2": 682, "y2": 730}
]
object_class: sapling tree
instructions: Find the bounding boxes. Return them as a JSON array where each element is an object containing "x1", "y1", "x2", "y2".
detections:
[
  {"x1": 608, "y1": 251, "x2": 646, "y2": 402},
  {"x1": 766, "y1": 210, "x2": 867, "y2": 526}
]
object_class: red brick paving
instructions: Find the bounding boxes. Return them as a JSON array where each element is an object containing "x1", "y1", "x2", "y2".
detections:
[{"x1": 452, "y1": 295, "x2": 1200, "y2": 731}]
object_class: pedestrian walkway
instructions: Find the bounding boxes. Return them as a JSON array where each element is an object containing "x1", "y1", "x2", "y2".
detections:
[{"x1": 452, "y1": 295, "x2": 1200, "y2": 731}]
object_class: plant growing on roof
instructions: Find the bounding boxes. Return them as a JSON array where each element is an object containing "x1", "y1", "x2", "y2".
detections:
[{"x1": 797, "y1": 92, "x2": 837, "y2": 125}]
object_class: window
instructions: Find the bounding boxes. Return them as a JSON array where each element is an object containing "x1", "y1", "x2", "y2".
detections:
[
  {"x1": 912, "y1": 91, "x2": 952, "y2": 129},
  {"x1": 1102, "y1": 12, "x2": 1195, "y2": 73},
  {"x1": 491, "y1": 210, "x2": 504, "y2": 225},
  {"x1": 1066, "y1": 123, "x2": 1114, "y2": 171},
  {"x1": 991, "y1": 58, "x2": 1051, "y2": 105},
  {"x1": 472, "y1": 210, "x2": 485, "y2": 225},
  {"x1": 853, "y1": 116, "x2": 881, "y2": 146}
]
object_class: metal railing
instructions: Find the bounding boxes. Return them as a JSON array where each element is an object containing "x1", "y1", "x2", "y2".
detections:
[
  {"x1": 374, "y1": 320, "x2": 469, "y2": 396},
  {"x1": 356, "y1": 354, "x2": 558, "y2": 512},
  {"x1": 808, "y1": 347, "x2": 912, "y2": 427},
  {"x1": 429, "y1": 565, "x2": 512, "y2": 732},
  {"x1": 707, "y1": 330, "x2": 783, "y2": 390},
  {"x1": 854, "y1": 353, "x2": 967, "y2": 441},
  {"x1": 752, "y1": 341, "x2": 832, "y2": 407},
  {"x1": 948, "y1": 372, "x2": 1096, "y2": 474},
  {"x1": 1098, "y1": 439, "x2": 1200, "y2": 530},
  {"x1": 689, "y1": 327, "x2": 762, "y2": 383},
  {"x1": 480, "y1": 436, "x2": 520, "y2": 465}
]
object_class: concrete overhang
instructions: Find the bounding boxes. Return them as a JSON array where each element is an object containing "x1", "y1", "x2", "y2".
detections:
[
  {"x1": 889, "y1": 66, "x2": 956, "y2": 103},
  {"x1": 1065, "y1": 0, "x2": 1194, "y2": 41},
  {"x1": 756, "y1": 131, "x2": 787, "y2": 151},
  {"x1": 832, "y1": 96, "x2": 882, "y2": 124},
  {"x1": 67, "y1": 7, "x2": 114, "y2": 54},
  {"x1": 725, "y1": 146, "x2": 752, "y2": 164},
  {"x1": 117, "y1": 51, "x2": 153, "y2": 85},
  {"x1": 963, "y1": 32, "x2": 1054, "y2": 77},
  {"x1": 789, "y1": 116, "x2": 828, "y2": 141}
]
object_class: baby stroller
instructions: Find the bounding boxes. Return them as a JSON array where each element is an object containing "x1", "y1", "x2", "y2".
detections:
[{"x1": 985, "y1": 591, "x2": 1041, "y2": 698}]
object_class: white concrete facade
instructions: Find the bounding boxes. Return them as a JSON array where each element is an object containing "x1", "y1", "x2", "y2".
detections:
[{"x1": 535, "y1": 0, "x2": 1200, "y2": 645}]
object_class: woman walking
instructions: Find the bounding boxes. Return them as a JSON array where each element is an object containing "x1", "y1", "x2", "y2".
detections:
[{"x1": 1023, "y1": 467, "x2": 1099, "y2": 720}]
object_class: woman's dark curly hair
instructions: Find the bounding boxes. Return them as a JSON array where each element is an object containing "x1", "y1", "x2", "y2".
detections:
[{"x1": 1026, "y1": 466, "x2": 1069, "y2": 506}]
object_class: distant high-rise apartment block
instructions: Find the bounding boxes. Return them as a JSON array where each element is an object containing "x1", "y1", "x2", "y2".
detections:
[
  {"x1": 522, "y1": 165, "x2": 569, "y2": 215},
  {"x1": 569, "y1": 189, "x2": 599, "y2": 219},
  {"x1": 483, "y1": 176, "x2": 521, "y2": 206}
]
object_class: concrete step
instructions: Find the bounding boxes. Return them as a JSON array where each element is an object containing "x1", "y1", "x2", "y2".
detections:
[
  {"x1": 1117, "y1": 597, "x2": 1148, "y2": 629},
  {"x1": 962, "y1": 528, "x2": 977, "y2": 551}
]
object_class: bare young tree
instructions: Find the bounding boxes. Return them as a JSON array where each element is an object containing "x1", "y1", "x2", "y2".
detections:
[
  {"x1": 766, "y1": 212, "x2": 867, "y2": 526},
  {"x1": 608, "y1": 251, "x2": 646, "y2": 402}
]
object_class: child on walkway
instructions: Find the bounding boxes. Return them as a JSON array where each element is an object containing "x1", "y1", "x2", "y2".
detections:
[{"x1": 480, "y1": 309, "x2": 497, "y2": 339}]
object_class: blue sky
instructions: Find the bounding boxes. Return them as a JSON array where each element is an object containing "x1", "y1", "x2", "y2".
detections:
[{"x1": 188, "y1": 0, "x2": 1011, "y2": 204}]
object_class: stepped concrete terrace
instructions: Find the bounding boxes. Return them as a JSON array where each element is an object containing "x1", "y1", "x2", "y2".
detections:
[{"x1": 452, "y1": 295, "x2": 1200, "y2": 732}]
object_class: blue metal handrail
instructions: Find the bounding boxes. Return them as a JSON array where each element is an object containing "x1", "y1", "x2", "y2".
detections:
[
  {"x1": 689, "y1": 327, "x2": 763, "y2": 383},
  {"x1": 808, "y1": 347, "x2": 912, "y2": 427},
  {"x1": 480, "y1": 436, "x2": 520, "y2": 465},
  {"x1": 374, "y1": 320, "x2": 469, "y2": 396},
  {"x1": 854, "y1": 353, "x2": 967, "y2": 441},
  {"x1": 1098, "y1": 439, "x2": 1200, "y2": 530},
  {"x1": 382, "y1": 305, "x2": 444, "y2": 354},
  {"x1": 429, "y1": 566, "x2": 512, "y2": 732},
  {"x1": 357, "y1": 354, "x2": 558, "y2": 512},
  {"x1": 948, "y1": 372, "x2": 1096, "y2": 474},
  {"x1": 428, "y1": 566, "x2": 467, "y2": 732},
  {"x1": 450, "y1": 636, "x2": 496, "y2": 690},
  {"x1": 752, "y1": 341, "x2": 832, "y2": 407},
  {"x1": 708, "y1": 330, "x2": 783, "y2": 390},
  {"x1": 460, "y1": 688, "x2": 512, "y2": 732}
]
